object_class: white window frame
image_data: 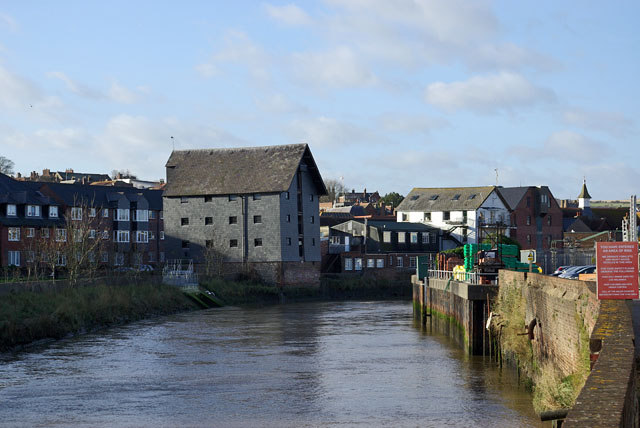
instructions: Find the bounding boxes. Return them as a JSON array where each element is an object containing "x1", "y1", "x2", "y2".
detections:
[
  {"x1": 114, "y1": 230, "x2": 130, "y2": 243},
  {"x1": 26, "y1": 205, "x2": 41, "y2": 217},
  {"x1": 377, "y1": 258, "x2": 384, "y2": 268},
  {"x1": 398, "y1": 232, "x2": 406, "y2": 243},
  {"x1": 422, "y1": 233, "x2": 430, "y2": 244},
  {"x1": 26, "y1": 228, "x2": 35, "y2": 238},
  {"x1": 410, "y1": 232, "x2": 418, "y2": 243},
  {"x1": 101, "y1": 252, "x2": 109, "y2": 263},
  {"x1": 344, "y1": 257, "x2": 353, "y2": 271},
  {"x1": 367, "y1": 258, "x2": 375, "y2": 268},
  {"x1": 149, "y1": 231, "x2": 155, "y2": 240},
  {"x1": 397, "y1": 256, "x2": 404, "y2": 268},
  {"x1": 355, "y1": 258, "x2": 363, "y2": 271},
  {"x1": 149, "y1": 210, "x2": 156, "y2": 219},
  {"x1": 114, "y1": 253, "x2": 124, "y2": 266},
  {"x1": 49, "y1": 206, "x2": 58, "y2": 218},
  {"x1": 135, "y1": 231, "x2": 148, "y2": 243},
  {"x1": 8, "y1": 227, "x2": 20, "y2": 242},
  {"x1": 103, "y1": 208, "x2": 109, "y2": 218},
  {"x1": 135, "y1": 210, "x2": 149, "y2": 222},
  {"x1": 41, "y1": 228, "x2": 50, "y2": 238},
  {"x1": 102, "y1": 230, "x2": 109, "y2": 240},
  {"x1": 6, "y1": 204, "x2": 16, "y2": 216},
  {"x1": 160, "y1": 231, "x2": 165, "y2": 240},
  {"x1": 383, "y1": 231, "x2": 391, "y2": 243},
  {"x1": 56, "y1": 252, "x2": 67, "y2": 267},
  {"x1": 89, "y1": 208, "x2": 96, "y2": 217},
  {"x1": 89, "y1": 229, "x2": 96, "y2": 239},
  {"x1": 115, "y1": 209, "x2": 130, "y2": 221},
  {"x1": 8, "y1": 250, "x2": 20, "y2": 266},
  {"x1": 71, "y1": 207, "x2": 82, "y2": 221},
  {"x1": 55, "y1": 228, "x2": 67, "y2": 242},
  {"x1": 409, "y1": 256, "x2": 417, "y2": 268}
]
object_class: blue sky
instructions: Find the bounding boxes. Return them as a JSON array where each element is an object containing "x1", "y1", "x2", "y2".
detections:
[{"x1": 0, "y1": 1, "x2": 638, "y2": 200}]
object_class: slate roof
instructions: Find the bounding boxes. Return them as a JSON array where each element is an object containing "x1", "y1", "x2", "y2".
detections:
[
  {"x1": 43, "y1": 182, "x2": 163, "y2": 210},
  {"x1": 497, "y1": 187, "x2": 529, "y2": 211},
  {"x1": 56, "y1": 171, "x2": 111, "y2": 182},
  {"x1": 396, "y1": 186, "x2": 498, "y2": 212},
  {"x1": 0, "y1": 173, "x2": 55, "y2": 206},
  {"x1": 164, "y1": 143, "x2": 326, "y2": 197}
]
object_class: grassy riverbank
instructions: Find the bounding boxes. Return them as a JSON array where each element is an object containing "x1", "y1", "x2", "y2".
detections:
[
  {"x1": 200, "y1": 274, "x2": 412, "y2": 305},
  {"x1": 0, "y1": 281, "x2": 195, "y2": 352}
]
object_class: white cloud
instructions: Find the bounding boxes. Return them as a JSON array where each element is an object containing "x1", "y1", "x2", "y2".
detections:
[
  {"x1": 563, "y1": 108, "x2": 635, "y2": 138},
  {"x1": 196, "y1": 30, "x2": 271, "y2": 82},
  {"x1": 379, "y1": 113, "x2": 448, "y2": 135},
  {"x1": 47, "y1": 71, "x2": 103, "y2": 99},
  {"x1": 291, "y1": 46, "x2": 377, "y2": 88},
  {"x1": 286, "y1": 116, "x2": 382, "y2": 147},
  {"x1": 469, "y1": 43, "x2": 560, "y2": 71},
  {"x1": 543, "y1": 130, "x2": 607, "y2": 163},
  {"x1": 108, "y1": 82, "x2": 142, "y2": 104},
  {"x1": 0, "y1": 65, "x2": 43, "y2": 110},
  {"x1": 425, "y1": 72, "x2": 555, "y2": 113},
  {"x1": 255, "y1": 93, "x2": 308, "y2": 114},
  {"x1": 265, "y1": 3, "x2": 312, "y2": 26}
]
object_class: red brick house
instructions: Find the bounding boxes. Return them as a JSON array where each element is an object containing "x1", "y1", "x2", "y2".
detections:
[{"x1": 497, "y1": 186, "x2": 563, "y2": 251}]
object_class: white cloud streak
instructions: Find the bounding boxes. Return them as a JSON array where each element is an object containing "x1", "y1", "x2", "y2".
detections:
[
  {"x1": 265, "y1": 3, "x2": 312, "y2": 26},
  {"x1": 563, "y1": 108, "x2": 635, "y2": 138}
]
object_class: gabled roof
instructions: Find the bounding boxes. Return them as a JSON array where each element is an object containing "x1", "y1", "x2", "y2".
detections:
[
  {"x1": 42, "y1": 182, "x2": 163, "y2": 210},
  {"x1": 0, "y1": 173, "x2": 55, "y2": 206},
  {"x1": 164, "y1": 143, "x2": 326, "y2": 197},
  {"x1": 396, "y1": 186, "x2": 498, "y2": 212},
  {"x1": 56, "y1": 171, "x2": 111, "y2": 182},
  {"x1": 497, "y1": 187, "x2": 529, "y2": 211}
]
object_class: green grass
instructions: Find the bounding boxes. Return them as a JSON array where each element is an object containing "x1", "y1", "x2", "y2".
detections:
[{"x1": 0, "y1": 281, "x2": 196, "y2": 352}]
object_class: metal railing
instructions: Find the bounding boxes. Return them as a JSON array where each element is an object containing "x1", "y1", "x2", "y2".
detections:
[
  {"x1": 162, "y1": 259, "x2": 199, "y2": 288},
  {"x1": 428, "y1": 269, "x2": 498, "y2": 285}
]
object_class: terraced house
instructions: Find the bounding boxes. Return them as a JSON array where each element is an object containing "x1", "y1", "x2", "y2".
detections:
[
  {"x1": 163, "y1": 143, "x2": 326, "y2": 285},
  {"x1": 0, "y1": 172, "x2": 164, "y2": 271}
]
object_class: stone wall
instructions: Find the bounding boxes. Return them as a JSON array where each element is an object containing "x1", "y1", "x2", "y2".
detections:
[{"x1": 498, "y1": 270, "x2": 599, "y2": 377}]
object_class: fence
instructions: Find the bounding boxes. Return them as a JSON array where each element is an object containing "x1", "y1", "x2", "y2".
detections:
[
  {"x1": 162, "y1": 259, "x2": 199, "y2": 289},
  {"x1": 427, "y1": 269, "x2": 498, "y2": 285},
  {"x1": 537, "y1": 248, "x2": 596, "y2": 274}
]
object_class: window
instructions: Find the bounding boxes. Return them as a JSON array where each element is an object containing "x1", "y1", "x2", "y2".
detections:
[
  {"x1": 286, "y1": 214, "x2": 291, "y2": 223},
  {"x1": 468, "y1": 194, "x2": 477, "y2": 200},
  {"x1": 71, "y1": 207, "x2": 82, "y2": 220},
  {"x1": 383, "y1": 231, "x2": 391, "y2": 243},
  {"x1": 422, "y1": 233, "x2": 430, "y2": 244},
  {"x1": 312, "y1": 238, "x2": 316, "y2": 246},
  {"x1": 443, "y1": 211, "x2": 450, "y2": 220},
  {"x1": 547, "y1": 216, "x2": 552, "y2": 226},
  {"x1": 254, "y1": 238, "x2": 262, "y2": 247},
  {"x1": 402, "y1": 213, "x2": 408, "y2": 221},
  {"x1": 526, "y1": 234, "x2": 531, "y2": 244},
  {"x1": 181, "y1": 197, "x2": 188, "y2": 204},
  {"x1": 205, "y1": 240, "x2": 213, "y2": 248},
  {"x1": 409, "y1": 257, "x2": 417, "y2": 268},
  {"x1": 102, "y1": 230, "x2": 109, "y2": 240},
  {"x1": 377, "y1": 258, "x2": 384, "y2": 268},
  {"x1": 205, "y1": 217, "x2": 213, "y2": 225},
  {"x1": 114, "y1": 230, "x2": 130, "y2": 243},
  {"x1": 115, "y1": 209, "x2": 130, "y2": 221},
  {"x1": 425, "y1": 212, "x2": 431, "y2": 221},
  {"x1": 452, "y1": 194, "x2": 461, "y2": 200},
  {"x1": 26, "y1": 205, "x2": 41, "y2": 217},
  {"x1": 229, "y1": 216, "x2": 237, "y2": 225},
  {"x1": 102, "y1": 208, "x2": 109, "y2": 218},
  {"x1": 354, "y1": 258, "x2": 363, "y2": 271},
  {"x1": 389, "y1": 255, "x2": 393, "y2": 266},
  {"x1": 56, "y1": 228, "x2": 66, "y2": 242},
  {"x1": 135, "y1": 231, "x2": 148, "y2": 243},
  {"x1": 135, "y1": 210, "x2": 149, "y2": 222},
  {"x1": 344, "y1": 258, "x2": 353, "y2": 271},
  {"x1": 6, "y1": 204, "x2": 16, "y2": 216},
  {"x1": 397, "y1": 257, "x2": 404, "y2": 267},
  {"x1": 26, "y1": 228, "x2": 35, "y2": 238},
  {"x1": 547, "y1": 235, "x2": 552, "y2": 246},
  {"x1": 181, "y1": 217, "x2": 189, "y2": 226},
  {"x1": 159, "y1": 252, "x2": 165, "y2": 262},
  {"x1": 253, "y1": 194, "x2": 261, "y2": 200},
  {"x1": 73, "y1": 229, "x2": 82, "y2": 243},
  {"x1": 284, "y1": 191, "x2": 290, "y2": 200},
  {"x1": 148, "y1": 252, "x2": 156, "y2": 262},
  {"x1": 367, "y1": 258, "x2": 375, "y2": 268},
  {"x1": 160, "y1": 211, "x2": 163, "y2": 220},
  {"x1": 149, "y1": 210, "x2": 157, "y2": 219},
  {"x1": 89, "y1": 229, "x2": 96, "y2": 239},
  {"x1": 410, "y1": 232, "x2": 418, "y2": 243},
  {"x1": 309, "y1": 194, "x2": 314, "y2": 202},
  {"x1": 149, "y1": 231, "x2": 155, "y2": 240},
  {"x1": 41, "y1": 228, "x2": 50, "y2": 238},
  {"x1": 310, "y1": 215, "x2": 315, "y2": 224},
  {"x1": 56, "y1": 252, "x2": 67, "y2": 267},
  {"x1": 287, "y1": 237, "x2": 292, "y2": 246},
  {"x1": 26, "y1": 251, "x2": 35, "y2": 263},
  {"x1": 160, "y1": 231, "x2": 165, "y2": 240},
  {"x1": 204, "y1": 196, "x2": 213, "y2": 203},
  {"x1": 102, "y1": 252, "x2": 109, "y2": 263},
  {"x1": 8, "y1": 227, "x2": 20, "y2": 241},
  {"x1": 8, "y1": 251, "x2": 20, "y2": 266},
  {"x1": 526, "y1": 215, "x2": 531, "y2": 226},
  {"x1": 253, "y1": 215, "x2": 262, "y2": 224},
  {"x1": 49, "y1": 206, "x2": 58, "y2": 218},
  {"x1": 463, "y1": 211, "x2": 468, "y2": 223},
  {"x1": 89, "y1": 208, "x2": 96, "y2": 218},
  {"x1": 398, "y1": 232, "x2": 406, "y2": 243},
  {"x1": 181, "y1": 240, "x2": 189, "y2": 249},
  {"x1": 229, "y1": 195, "x2": 238, "y2": 201},
  {"x1": 230, "y1": 239, "x2": 238, "y2": 247},
  {"x1": 114, "y1": 253, "x2": 124, "y2": 266}
]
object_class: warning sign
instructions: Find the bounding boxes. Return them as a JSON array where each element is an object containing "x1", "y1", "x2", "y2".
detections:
[{"x1": 596, "y1": 242, "x2": 639, "y2": 300}]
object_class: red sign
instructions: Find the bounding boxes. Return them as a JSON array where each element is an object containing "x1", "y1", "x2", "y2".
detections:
[{"x1": 596, "y1": 242, "x2": 639, "y2": 300}]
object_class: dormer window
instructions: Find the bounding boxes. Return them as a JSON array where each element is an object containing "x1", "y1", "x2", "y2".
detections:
[
  {"x1": 452, "y1": 194, "x2": 461, "y2": 201},
  {"x1": 6, "y1": 204, "x2": 16, "y2": 216},
  {"x1": 26, "y1": 205, "x2": 41, "y2": 217},
  {"x1": 468, "y1": 194, "x2": 477, "y2": 200},
  {"x1": 429, "y1": 195, "x2": 439, "y2": 201},
  {"x1": 410, "y1": 195, "x2": 419, "y2": 201},
  {"x1": 49, "y1": 206, "x2": 58, "y2": 218}
]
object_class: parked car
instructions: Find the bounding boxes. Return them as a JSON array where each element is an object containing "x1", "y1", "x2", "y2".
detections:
[
  {"x1": 137, "y1": 264, "x2": 154, "y2": 272},
  {"x1": 551, "y1": 266, "x2": 570, "y2": 276},
  {"x1": 563, "y1": 265, "x2": 596, "y2": 279},
  {"x1": 558, "y1": 266, "x2": 583, "y2": 279}
]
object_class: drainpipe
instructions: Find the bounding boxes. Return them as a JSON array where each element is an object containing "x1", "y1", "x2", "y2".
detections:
[{"x1": 242, "y1": 195, "x2": 248, "y2": 263}]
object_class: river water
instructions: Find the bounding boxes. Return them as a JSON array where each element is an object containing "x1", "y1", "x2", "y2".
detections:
[{"x1": 0, "y1": 301, "x2": 544, "y2": 427}]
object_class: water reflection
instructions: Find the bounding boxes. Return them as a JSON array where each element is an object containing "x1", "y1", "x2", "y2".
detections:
[{"x1": 0, "y1": 301, "x2": 543, "y2": 427}]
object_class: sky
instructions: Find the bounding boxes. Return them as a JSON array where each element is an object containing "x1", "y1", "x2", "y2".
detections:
[{"x1": 0, "y1": 1, "x2": 638, "y2": 200}]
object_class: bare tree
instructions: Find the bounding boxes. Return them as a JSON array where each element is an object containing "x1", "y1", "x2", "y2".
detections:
[
  {"x1": 0, "y1": 156, "x2": 15, "y2": 175},
  {"x1": 321, "y1": 178, "x2": 347, "y2": 203},
  {"x1": 202, "y1": 230, "x2": 226, "y2": 279}
]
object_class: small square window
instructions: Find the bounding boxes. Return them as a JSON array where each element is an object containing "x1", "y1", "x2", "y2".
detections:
[
  {"x1": 254, "y1": 238, "x2": 262, "y2": 247},
  {"x1": 102, "y1": 208, "x2": 109, "y2": 218},
  {"x1": 229, "y1": 216, "x2": 237, "y2": 225},
  {"x1": 284, "y1": 191, "x2": 290, "y2": 200},
  {"x1": 253, "y1": 194, "x2": 261, "y2": 200},
  {"x1": 309, "y1": 194, "x2": 314, "y2": 202},
  {"x1": 182, "y1": 240, "x2": 189, "y2": 249},
  {"x1": 204, "y1": 196, "x2": 212, "y2": 203},
  {"x1": 287, "y1": 237, "x2": 292, "y2": 246},
  {"x1": 230, "y1": 239, "x2": 238, "y2": 247},
  {"x1": 181, "y1": 197, "x2": 188, "y2": 204},
  {"x1": 229, "y1": 195, "x2": 238, "y2": 201},
  {"x1": 160, "y1": 231, "x2": 165, "y2": 240},
  {"x1": 254, "y1": 215, "x2": 262, "y2": 224},
  {"x1": 206, "y1": 240, "x2": 213, "y2": 248},
  {"x1": 286, "y1": 214, "x2": 291, "y2": 223},
  {"x1": 205, "y1": 217, "x2": 213, "y2": 225},
  {"x1": 181, "y1": 217, "x2": 189, "y2": 226}
]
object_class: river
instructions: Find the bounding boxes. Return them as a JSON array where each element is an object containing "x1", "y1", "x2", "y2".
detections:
[{"x1": 0, "y1": 301, "x2": 544, "y2": 427}]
